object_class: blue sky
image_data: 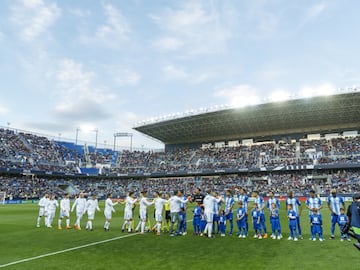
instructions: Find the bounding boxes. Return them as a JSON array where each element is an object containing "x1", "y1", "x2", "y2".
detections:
[{"x1": 0, "y1": 0, "x2": 359, "y2": 150}]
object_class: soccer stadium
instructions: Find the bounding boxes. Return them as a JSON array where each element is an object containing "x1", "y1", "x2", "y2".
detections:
[
  {"x1": 1, "y1": 91, "x2": 360, "y2": 269},
  {"x1": 1, "y1": 1, "x2": 360, "y2": 270}
]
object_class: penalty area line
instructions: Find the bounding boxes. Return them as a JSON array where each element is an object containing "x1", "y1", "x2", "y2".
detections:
[{"x1": 0, "y1": 233, "x2": 139, "y2": 268}]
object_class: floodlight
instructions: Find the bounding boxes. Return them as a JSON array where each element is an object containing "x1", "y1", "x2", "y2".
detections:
[
  {"x1": 231, "y1": 95, "x2": 260, "y2": 108},
  {"x1": 316, "y1": 84, "x2": 335, "y2": 96},
  {"x1": 79, "y1": 124, "x2": 97, "y2": 133},
  {"x1": 76, "y1": 125, "x2": 98, "y2": 148},
  {"x1": 268, "y1": 91, "x2": 290, "y2": 102},
  {"x1": 299, "y1": 87, "x2": 315, "y2": 98}
]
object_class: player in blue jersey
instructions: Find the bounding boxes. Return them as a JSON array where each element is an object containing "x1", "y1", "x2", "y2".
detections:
[
  {"x1": 287, "y1": 204, "x2": 298, "y2": 241},
  {"x1": 236, "y1": 201, "x2": 247, "y2": 238},
  {"x1": 286, "y1": 191, "x2": 302, "y2": 239},
  {"x1": 306, "y1": 190, "x2": 323, "y2": 215},
  {"x1": 338, "y1": 208, "x2": 350, "y2": 242},
  {"x1": 237, "y1": 188, "x2": 249, "y2": 234},
  {"x1": 267, "y1": 191, "x2": 282, "y2": 239},
  {"x1": 224, "y1": 190, "x2": 235, "y2": 235},
  {"x1": 310, "y1": 208, "x2": 324, "y2": 241},
  {"x1": 327, "y1": 189, "x2": 345, "y2": 240},
  {"x1": 251, "y1": 203, "x2": 262, "y2": 239},
  {"x1": 306, "y1": 190, "x2": 323, "y2": 239},
  {"x1": 219, "y1": 209, "x2": 226, "y2": 237},
  {"x1": 252, "y1": 190, "x2": 268, "y2": 238},
  {"x1": 193, "y1": 203, "x2": 202, "y2": 236},
  {"x1": 178, "y1": 207, "x2": 186, "y2": 235},
  {"x1": 270, "y1": 202, "x2": 281, "y2": 240}
]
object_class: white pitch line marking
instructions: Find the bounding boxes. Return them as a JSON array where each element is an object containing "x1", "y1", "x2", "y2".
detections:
[
  {"x1": 0, "y1": 218, "x2": 193, "y2": 268},
  {"x1": 0, "y1": 233, "x2": 139, "y2": 268}
]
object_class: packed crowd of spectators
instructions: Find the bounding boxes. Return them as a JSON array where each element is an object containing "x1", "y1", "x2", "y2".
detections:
[
  {"x1": 1, "y1": 169, "x2": 359, "y2": 200},
  {"x1": 0, "y1": 128, "x2": 359, "y2": 176},
  {"x1": 0, "y1": 129, "x2": 78, "y2": 173}
]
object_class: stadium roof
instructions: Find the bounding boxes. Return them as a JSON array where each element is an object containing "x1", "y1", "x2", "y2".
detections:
[{"x1": 134, "y1": 92, "x2": 360, "y2": 145}]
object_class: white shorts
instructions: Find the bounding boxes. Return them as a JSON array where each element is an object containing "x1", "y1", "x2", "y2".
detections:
[
  {"x1": 124, "y1": 209, "x2": 133, "y2": 220},
  {"x1": 59, "y1": 209, "x2": 69, "y2": 219},
  {"x1": 155, "y1": 210, "x2": 162, "y2": 222},
  {"x1": 104, "y1": 211, "x2": 112, "y2": 220},
  {"x1": 139, "y1": 209, "x2": 147, "y2": 221},
  {"x1": 48, "y1": 210, "x2": 56, "y2": 219},
  {"x1": 204, "y1": 212, "x2": 214, "y2": 223},
  {"x1": 87, "y1": 211, "x2": 95, "y2": 220},
  {"x1": 38, "y1": 207, "x2": 47, "y2": 217},
  {"x1": 76, "y1": 211, "x2": 84, "y2": 218}
]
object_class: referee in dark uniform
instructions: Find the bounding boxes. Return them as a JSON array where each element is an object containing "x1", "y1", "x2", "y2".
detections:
[{"x1": 193, "y1": 188, "x2": 205, "y2": 205}]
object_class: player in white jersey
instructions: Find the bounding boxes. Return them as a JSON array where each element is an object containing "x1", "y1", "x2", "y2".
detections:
[
  {"x1": 121, "y1": 191, "x2": 138, "y2": 233},
  {"x1": 46, "y1": 194, "x2": 59, "y2": 228},
  {"x1": 203, "y1": 189, "x2": 222, "y2": 238},
  {"x1": 153, "y1": 191, "x2": 169, "y2": 235},
  {"x1": 135, "y1": 192, "x2": 144, "y2": 233},
  {"x1": 85, "y1": 194, "x2": 100, "y2": 231},
  {"x1": 169, "y1": 190, "x2": 189, "y2": 236},
  {"x1": 36, "y1": 193, "x2": 49, "y2": 227},
  {"x1": 71, "y1": 193, "x2": 87, "y2": 230},
  {"x1": 327, "y1": 189, "x2": 345, "y2": 239},
  {"x1": 138, "y1": 191, "x2": 154, "y2": 234},
  {"x1": 58, "y1": 193, "x2": 71, "y2": 230},
  {"x1": 285, "y1": 191, "x2": 303, "y2": 239},
  {"x1": 104, "y1": 193, "x2": 118, "y2": 231}
]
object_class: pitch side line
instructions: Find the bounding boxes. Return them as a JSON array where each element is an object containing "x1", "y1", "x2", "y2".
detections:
[
  {"x1": 0, "y1": 233, "x2": 139, "y2": 268},
  {"x1": 0, "y1": 219, "x2": 193, "y2": 268}
]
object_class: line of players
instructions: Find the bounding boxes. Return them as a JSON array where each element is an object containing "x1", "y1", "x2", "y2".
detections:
[
  {"x1": 36, "y1": 187, "x2": 351, "y2": 242},
  {"x1": 189, "y1": 188, "x2": 350, "y2": 241},
  {"x1": 37, "y1": 193, "x2": 100, "y2": 231}
]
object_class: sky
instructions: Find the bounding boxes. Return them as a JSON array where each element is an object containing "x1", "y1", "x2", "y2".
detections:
[{"x1": 0, "y1": 0, "x2": 360, "y2": 150}]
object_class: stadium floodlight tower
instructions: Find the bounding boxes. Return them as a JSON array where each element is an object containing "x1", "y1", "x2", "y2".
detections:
[
  {"x1": 113, "y1": 132, "x2": 133, "y2": 152},
  {"x1": 75, "y1": 125, "x2": 99, "y2": 149}
]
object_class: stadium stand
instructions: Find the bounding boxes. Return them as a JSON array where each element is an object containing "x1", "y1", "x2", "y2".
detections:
[{"x1": 1, "y1": 92, "x2": 359, "y2": 200}]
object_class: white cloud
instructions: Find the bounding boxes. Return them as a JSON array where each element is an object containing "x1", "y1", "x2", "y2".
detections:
[
  {"x1": 306, "y1": 2, "x2": 327, "y2": 20},
  {"x1": 107, "y1": 66, "x2": 141, "y2": 87},
  {"x1": 215, "y1": 85, "x2": 261, "y2": 108},
  {"x1": 96, "y1": 4, "x2": 129, "y2": 39},
  {"x1": 192, "y1": 73, "x2": 212, "y2": 84},
  {"x1": 252, "y1": 12, "x2": 278, "y2": 39},
  {"x1": 81, "y1": 4, "x2": 130, "y2": 48},
  {"x1": 0, "y1": 31, "x2": 4, "y2": 41},
  {"x1": 260, "y1": 67, "x2": 289, "y2": 81},
  {"x1": 163, "y1": 64, "x2": 188, "y2": 80},
  {"x1": 153, "y1": 37, "x2": 184, "y2": 51},
  {"x1": 0, "y1": 104, "x2": 9, "y2": 116},
  {"x1": 151, "y1": 1, "x2": 233, "y2": 54},
  {"x1": 11, "y1": 0, "x2": 61, "y2": 41},
  {"x1": 52, "y1": 58, "x2": 116, "y2": 120},
  {"x1": 69, "y1": 8, "x2": 91, "y2": 18},
  {"x1": 298, "y1": 2, "x2": 328, "y2": 29},
  {"x1": 162, "y1": 64, "x2": 213, "y2": 83}
]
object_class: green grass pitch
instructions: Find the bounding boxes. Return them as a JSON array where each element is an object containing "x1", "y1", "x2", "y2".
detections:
[{"x1": 0, "y1": 202, "x2": 358, "y2": 270}]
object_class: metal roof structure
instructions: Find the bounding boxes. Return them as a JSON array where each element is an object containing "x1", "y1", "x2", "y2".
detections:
[{"x1": 133, "y1": 92, "x2": 360, "y2": 145}]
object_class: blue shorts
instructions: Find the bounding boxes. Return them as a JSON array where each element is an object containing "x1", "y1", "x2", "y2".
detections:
[{"x1": 226, "y1": 212, "x2": 233, "y2": 221}]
